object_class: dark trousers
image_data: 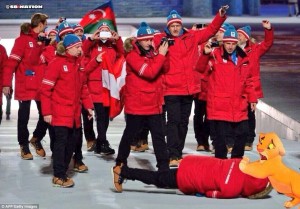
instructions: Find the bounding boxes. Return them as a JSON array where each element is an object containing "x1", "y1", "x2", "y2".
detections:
[
  {"x1": 246, "y1": 104, "x2": 256, "y2": 145},
  {"x1": 48, "y1": 125, "x2": 55, "y2": 151},
  {"x1": 81, "y1": 107, "x2": 95, "y2": 141},
  {"x1": 94, "y1": 103, "x2": 110, "y2": 145},
  {"x1": 17, "y1": 100, "x2": 48, "y2": 146},
  {"x1": 5, "y1": 94, "x2": 11, "y2": 115},
  {"x1": 165, "y1": 95, "x2": 193, "y2": 159},
  {"x1": 210, "y1": 120, "x2": 248, "y2": 159},
  {"x1": 193, "y1": 99, "x2": 209, "y2": 146},
  {"x1": 116, "y1": 114, "x2": 169, "y2": 171},
  {"x1": 121, "y1": 166, "x2": 178, "y2": 189},
  {"x1": 73, "y1": 127, "x2": 83, "y2": 162},
  {"x1": 132, "y1": 122, "x2": 150, "y2": 145},
  {"x1": 52, "y1": 126, "x2": 79, "y2": 178}
]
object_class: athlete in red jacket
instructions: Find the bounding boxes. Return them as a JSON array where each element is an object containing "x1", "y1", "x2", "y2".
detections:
[
  {"x1": 2, "y1": 13, "x2": 49, "y2": 159},
  {"x1": 0, "y1": 44, "x2": 8, "y2": 124},
  {"x1": 152, "y1": 6, "x2": 228, "y2": 167},
  {"x1": 112, "y1": 155, "x2": 272, "y2": 199},
  {"x1": 82, "y1": 22, "x2": 124, "y2": 155},
  {"x1": 114, "y1": 22, "x2": 169, "y2": 172},
  {"x1": 199, "y1": 25, "x2": 257, "y2": 159},
  {"x1": 40, "y1": 34, "x2": 97, "y2": 187},
  {"x1": 237, "y1": 21, "x2": 274, "y2": 150}
]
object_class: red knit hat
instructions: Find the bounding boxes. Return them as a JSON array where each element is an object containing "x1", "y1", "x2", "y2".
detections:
[{"x1": 241, "y1": 175, "x2": 269, "y2": 197}]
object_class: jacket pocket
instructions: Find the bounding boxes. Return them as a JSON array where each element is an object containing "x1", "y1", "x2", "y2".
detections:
[
  {"x1": 25, "y1": 73, "x2": 39, "y2": 90},
  {"x1": 140, "y1": 89, "x2": 157, "y2": 107},
  {"x1": 53, "y1": 104, "x2": 73, "y2": 117},
  {"x1": 213, "y1": 92, "x2": 231, "y2": 113},
  {"x1": 240, "y1": 95, "x2": 248, "y2": 113}
]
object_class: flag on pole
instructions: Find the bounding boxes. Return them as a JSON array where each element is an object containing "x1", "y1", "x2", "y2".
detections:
[
  {"x1": 102, "y1": 55, "x2": 126, "y2": 119},
  {"x1": 79, "y1": 0, "x2": 117, "y2": 34}
]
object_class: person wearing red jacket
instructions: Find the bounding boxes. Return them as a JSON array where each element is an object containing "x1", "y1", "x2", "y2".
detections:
[
  {"x1": 39, "y1": 28, "x2": 58, "y2": 66},
  {"x1": 2, "y1": 13, "x2": 49, "y2": 160},
  {"x1": 152, "y1": 6, "x2": 228, "y2": 167},
  {"x1": 112, "y1": 155, "x2": 272, "y2": 199},
  {"x1": 199, "y1": 25, "x2": 257, "y2": 159},
  {"x1": 237, "y1": 21, "x2": 274, "y2": 151},
  {"x1": 190, "y1": 24, "x2": 211, "y2": 152},
  {"x1": 40, "y1": 34, "x2": 97, "y2": 187},
  {"x1": 0, "y1": 43, "x2": 8, "y2": 124},
  {"x1": 113, "y1": 22, "x2": 169, "y2": 173},
  {"x1": 82, "y1": 22, "x2": 124, "y2": 156}
]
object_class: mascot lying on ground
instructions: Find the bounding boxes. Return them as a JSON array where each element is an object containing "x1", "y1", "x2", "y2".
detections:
[
  {"x1": 112, "y1": 155, "x2": 272, "y2": 199},
  {"x1": 239, "y1": 132, "x2": 300, "y2": 208}
]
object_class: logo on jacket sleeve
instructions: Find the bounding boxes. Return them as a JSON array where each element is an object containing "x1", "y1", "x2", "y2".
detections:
[{"x1": 63, "y1": 65, "x2": 68, "y2": 72}]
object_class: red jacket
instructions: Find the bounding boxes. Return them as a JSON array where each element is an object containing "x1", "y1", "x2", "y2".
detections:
[
  {"x1": 83, "y1": 38, "x2": 124, "y2": 103},
  {"x1": 2, "y1": 28, "x2": 45, "y2": 101},
  {"x1": 200, "y1": 47, "x2": 257, "y2": 122},
  {"x1": 177, "y1": 155, "x2": 269, "y2": 198},
  {"x1": 124, "y1": 40, "x2": 166, "y2": 115},
  {"x1": 195, "y1": 43, "x2": 211, "y2": 101},
  {"x1": 40, "y1": 53, "x2": 94, "y2": 128},
  {"x1": 153, "y1": 13, "x2": 226, "y2": 96},
  {"x1": 40, "y1": 43, "x2": 56, "y2": 66},
  {"x1": 0, "y1": 44, "x2": 8, "y2": 105},
  {"x1": 244, "y1": 28, "x2": 274, "y2": 99}
]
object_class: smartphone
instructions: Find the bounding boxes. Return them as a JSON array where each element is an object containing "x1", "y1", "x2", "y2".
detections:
[{"x1": 99, "y1": 31, "x2": 112, "y2": 38}]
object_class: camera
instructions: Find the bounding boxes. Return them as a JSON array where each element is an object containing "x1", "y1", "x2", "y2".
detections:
[
  {"x1": 160, "y1": 37, "x2": 175, "y2": 46},
  {"x1": 210, "y1": 41, "x2": 219, "y2": 47},
  {"x1": 196, "y1": 24, "x2": 204, "y2": 29},
  {"x1": 38, "y1": 36, "x2": 51, "y2": 46}
]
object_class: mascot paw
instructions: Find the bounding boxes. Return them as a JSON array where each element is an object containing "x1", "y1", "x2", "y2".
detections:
[
  {"x1": 284, "y1": 200, "x2": 295, "y2": 208},
  {"x1": 239, "y1": 156, "x2": 250, "y2": 171}
]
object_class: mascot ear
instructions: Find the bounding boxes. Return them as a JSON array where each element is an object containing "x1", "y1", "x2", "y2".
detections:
[
  {"x1": 271, "y1": 132, "x2": 286, "y2": 156},
  {"x1": 259, "y1": 133, "x2": 266, "y2": 141}
]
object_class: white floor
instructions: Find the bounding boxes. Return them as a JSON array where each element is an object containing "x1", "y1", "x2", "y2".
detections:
[{"x1": 0, "y1": 109, "x2": 300, "y2": 209}]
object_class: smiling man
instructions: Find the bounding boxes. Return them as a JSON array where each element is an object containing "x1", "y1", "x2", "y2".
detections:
[
  {"x1": 198, "y1": 25, "x2": 257, "y2": 160},
  {"x1": 153, "y1": 6, "x2": 228, "y2": 167}
]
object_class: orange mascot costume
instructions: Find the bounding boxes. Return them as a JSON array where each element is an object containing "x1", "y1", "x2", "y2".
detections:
[{"x1": 239, "y1": 132, "x2": 300, "y2": 209}]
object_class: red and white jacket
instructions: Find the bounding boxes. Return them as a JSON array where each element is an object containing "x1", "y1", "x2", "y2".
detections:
[
  {"x1": 2, "y1": 28, "x2": 45, "y2": 101},
  {"x1": 243, "y1": 28, "x2": 274, "y2": 99},
  {"x1": 124, "y1": 40, "x2": 166, "y2": 115},
  {"x1": 40, "y1": 43, "x2": 57, "y2": 66},
  {"x1": 153, "y1": 13, "x2": 226, "y2": 96},
  {"x1": 177, "y1": 155, "x2": 269, "y2": 198},
  {"x1": 0, "y1": 44, "x2": 8, "y2": 105},
  {"x1": 82, "y1": 38, "x2": 124, "y2": 103},
  {"x1": 199, "y1": 47, "x2": 257, "y2": 122},
  {"x1": 40, "y1": 53, "x2": 95, "y2": 128}
]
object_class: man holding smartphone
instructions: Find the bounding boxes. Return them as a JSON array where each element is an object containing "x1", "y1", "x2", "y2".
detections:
[{"x1": 82, "y1": 22, "x2": 124, "y2": 156}]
